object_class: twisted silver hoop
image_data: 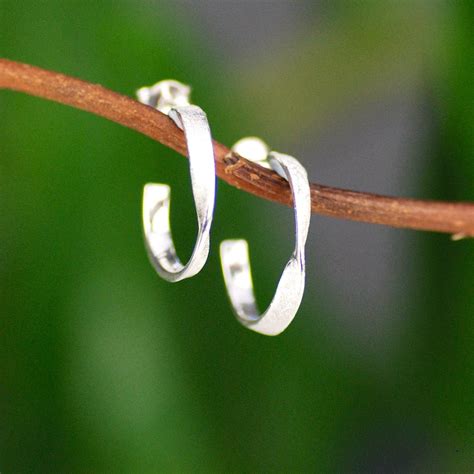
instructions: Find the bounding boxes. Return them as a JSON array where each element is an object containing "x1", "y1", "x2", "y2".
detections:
[
  {"x1": 137, "y1": 80, "x2": 216, "y2": 282},
  {"x1": 220, "y1": 138, "x2": 311, "y2": 336}
]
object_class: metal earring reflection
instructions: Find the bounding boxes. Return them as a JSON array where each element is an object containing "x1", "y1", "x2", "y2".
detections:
[
  {"x1": 137, "y1": 80, "x2": 216, "y2": 282},
  {"x1": 220, "y1": 138, "x2": 311, "y2": 336}
]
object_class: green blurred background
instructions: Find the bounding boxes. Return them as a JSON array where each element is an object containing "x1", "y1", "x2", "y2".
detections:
[{"x1": 1, "y1": 1, "x2": 473, "y2": 471}]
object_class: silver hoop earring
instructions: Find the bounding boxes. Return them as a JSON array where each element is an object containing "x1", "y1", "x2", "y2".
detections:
[
  {"x1": 220, "y1": 138, "x2": 311, "y2": 336},
  {"x1": 137, "y1": 80, "x2": 216, "y2": 282}
]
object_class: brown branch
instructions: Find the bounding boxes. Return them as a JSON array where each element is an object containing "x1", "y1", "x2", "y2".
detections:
[{"x1": 1, "y1": 58, "x2": 473, "y2": 237}]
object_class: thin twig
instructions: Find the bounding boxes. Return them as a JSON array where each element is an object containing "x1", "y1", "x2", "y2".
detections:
[{"x1": 1, "y1": 58, "x2": 473, "y2": 236}]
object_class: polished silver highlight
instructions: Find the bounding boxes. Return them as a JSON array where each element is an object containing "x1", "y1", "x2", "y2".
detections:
[
  {"x1": 138, "y1": 80, "x2": 216, "y2": 282},
  {"x1": 137, "y1": 80, "x2": 191, "y2": 115},
  {"x1": 220, "y1": 138, "x2": 311, "y2": 336}
]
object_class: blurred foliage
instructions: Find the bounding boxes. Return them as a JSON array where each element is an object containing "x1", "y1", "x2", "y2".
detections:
[{"x1": 0, "y1": 0, "x2": 473, "y2": 472}]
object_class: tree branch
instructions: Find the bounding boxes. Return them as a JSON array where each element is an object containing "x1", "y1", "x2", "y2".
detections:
[{"x1": 1, "y1": 58, "x2": 473, "y2": 237}]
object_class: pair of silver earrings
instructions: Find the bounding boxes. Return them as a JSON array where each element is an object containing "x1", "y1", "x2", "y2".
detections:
[{"x1": 136, "y1": 80, "x2": 311, "y2": 336}]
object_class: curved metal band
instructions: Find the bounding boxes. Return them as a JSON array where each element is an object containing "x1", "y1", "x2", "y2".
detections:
[
  {"x1": 220, "y1": 152, "x2": 311, "y2": 336},
  {"x1": 143, "y1": 105, "x2": 215, "y2": 282}
]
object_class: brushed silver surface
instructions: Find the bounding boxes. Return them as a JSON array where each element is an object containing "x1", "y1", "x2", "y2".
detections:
[
  {"x1": 220, "y1": 138, "x2": 311, "y2": 335},
  {"x1": 137, "y1": 80, "x2": 216, "y2": 282}
]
